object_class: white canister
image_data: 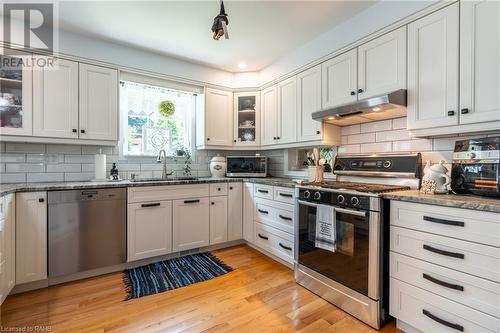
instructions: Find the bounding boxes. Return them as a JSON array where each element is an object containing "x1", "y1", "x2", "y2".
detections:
[
  {"x1": 210, "y1": 155, "x2": 226, "y2": 178},
  {"x1": 308, "y1": 166, "x2": 324, "y2": 183},
  {"x1": 94, "y1": 154, "x2": 107, "y2": 180}
]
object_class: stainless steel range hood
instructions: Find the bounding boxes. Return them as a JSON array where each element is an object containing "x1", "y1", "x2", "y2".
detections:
[{"x1": 312, "y1": 89, "x2": 407, "y2": 126}]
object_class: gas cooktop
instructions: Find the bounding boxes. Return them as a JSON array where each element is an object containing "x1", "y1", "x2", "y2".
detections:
[{"x1": 300, "y1": 181, "x2": 410, "y2": 194}]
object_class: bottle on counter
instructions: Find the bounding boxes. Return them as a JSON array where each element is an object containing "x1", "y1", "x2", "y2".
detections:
[{"x1": 110, "y1": 163, "x2": 119, "y2": 180}]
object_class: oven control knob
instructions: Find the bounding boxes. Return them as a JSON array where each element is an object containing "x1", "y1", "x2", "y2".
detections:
[
  {"x1": 304, "y1": 190, "x2": 311, "y2": 199},
  {"x1": 337, "y1": 194, "x2": 345, "y2": 204},
  {"x1": 351, "y1": 197, "x2": 360, "y2": 206},
  {"x1": 314, "y1": 192, "x2": 322, "y2": 200},
  {"x1": 383, "y1": 160, "x2": 392, "y2": 168}
]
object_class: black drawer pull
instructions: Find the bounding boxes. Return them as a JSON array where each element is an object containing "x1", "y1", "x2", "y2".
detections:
[
  {"x1": 258, "y1": 209, "x2": 269, "y2": 214},
  {"x1": 184, "y1": 199, "x2": 200, "y2": 204},
  {"x1": 279, "y1": 243, "x2": 292, "y2": 251},
  {"x1": 423, "y1": 216, "x2": 464, "y2": 227},
  {"x1": 257, "y1": 189, "x2": 269, "y2": 194},
  {"x1": 279, "y1": 193, "x2": 293, "y2": 198},
  {"x1": 38, "y1": 198, "x2": 45, "y2": 203},
  {"x1": 422, "y1": 273, "x2": 464, "y2": 291},
  {"x1": 141, "y1": 203, "x2": 161, "y2": 208},
  {"x1": 460, "y1": 108, "x2": 469, "y2": 114},
  {"x1": 447, "y1": 110, "x2": 455, "y2": 116},
  {"x1": 423, "y1": 244, "x2": 465, "y2": 259},
  {"x1": 279, "y1": 214, "x2": 292, "y2": 221},
  {"x1": 257, "y1": 233, "x2": 268, "y2": 240},
  {"x1": 422, "y1": 309, "x2": 464, "y2": 332}
]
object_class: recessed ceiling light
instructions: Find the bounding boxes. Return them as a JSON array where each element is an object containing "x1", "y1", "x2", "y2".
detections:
[
  {"x1": 372, "y1": 107, "x2": 381, "y2": 111},
  {"x1": 238, "y1": 63, "x2": 247, "y2": 69}
]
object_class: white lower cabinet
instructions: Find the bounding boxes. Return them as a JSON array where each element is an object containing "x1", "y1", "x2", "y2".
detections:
[
  {"x1": 209, "y1": 196, "x2": 228, "y2": 245},
  {"x1": 227, "y1": 183, "x2": 243, "y2": 241},
  {"x1": 243, "y1": 183, "x2": 254, "y2": 242},
  {"x1": 173, "y1": 198, "x2": 210, "y2": 251},
  {"x1": 127, "y1": 201, "x2": 172, "y2": 262},
  {"x1": 0, "y1": 194, "x2": 15, "y2": 304},
  {"x1": 254, "y1": 222, "x2": 294, "y2": 263},
  {"x1": 16, "y1": 192, "x2": 47, "y2": 285}
]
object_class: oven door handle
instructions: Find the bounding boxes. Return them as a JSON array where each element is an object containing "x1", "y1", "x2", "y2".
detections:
[
  {"x1": 334, "y1": 207, "x2": 367, "y2": 217},
  {"x1": 297, "y1": 200, "x2": 319, "y2": 208}
]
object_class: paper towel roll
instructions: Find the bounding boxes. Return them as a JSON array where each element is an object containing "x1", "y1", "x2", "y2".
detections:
[{"x1": 94, "y1": 154, "x2": 107, "y2": 180}]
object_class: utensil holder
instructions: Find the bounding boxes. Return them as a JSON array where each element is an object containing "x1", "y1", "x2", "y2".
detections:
[{"x1": 308, "y1": 166, "x2": 324, "y2": 183}]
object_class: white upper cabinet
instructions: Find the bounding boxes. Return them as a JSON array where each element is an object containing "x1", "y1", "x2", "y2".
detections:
[
  {"x1": 79, "y1": 64, "x2": 118, "y2": 141},
  {"x1": 33, "y1": 58, "x2": 79, "y2": 138},
  {"x1": 322, "y1": 49, "x2": 358, "y2": 109},
  {"x1": 0, "y1": 49, "x2": 33, "y2": 136},
  {"x1": 261, "y1": 85, "x2": 278, "y2": 146},
  {"x1": 204, "y1": 88, "x2": 233, "y2": 146},
  {"x1": 297, "y1": 65, "x2": 322, "y2": 142},
  {"x1": 460, "y1": 0, "x2": 500, "y2": 124},
  {"x1": 277, "y1": 77, "x2": 297, "y2": 144},
  {"x1": 234, "y1": 92, "x2": 260, "y2": 146},
  {"x1": 407, "y1": 3, "x2": 459, "y2": 131},
  {"x1": 358, "y1": 26, "x2": 407, "y2": 99}
]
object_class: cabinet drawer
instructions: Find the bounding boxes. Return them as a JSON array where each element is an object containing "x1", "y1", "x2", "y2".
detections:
[
  {"x1": 254, "y1": 198, "x2": 294, "y2": 234},
  {"x1": 209, "y1": 183, "x2": 227, "y2": 196},
  {"x1": 390, "y1": 252, "x2": 500, "y2": 318},
  {"x1": 128, "y1": 184, "x2": 209, "y2": 203},
  {"x1": 390, "y1": 279, "x2": 499, "y2": 333},
  {"x1": 254, "y1": 222, "x2": 294, "y2": 264},
  {"x1": 391, "y1": 201, "x2": 500, "y2": 247},
  {"x1": 391, "y1": 226, "x2": 500, "y2": 282},
  {"x1": 273, "y1": 187, "x2": 295, "y2": 204},
  {"x1": 254, "y1": 184, "x2": 273, "y2": 200}
]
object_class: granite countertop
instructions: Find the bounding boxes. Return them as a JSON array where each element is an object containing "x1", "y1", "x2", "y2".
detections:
[
  {"x1": 384, "y1": 190, "x2": 500, "y2": 213},
  {"x1": 0, "y1": 177, "x2": 301, "y2": 197}
]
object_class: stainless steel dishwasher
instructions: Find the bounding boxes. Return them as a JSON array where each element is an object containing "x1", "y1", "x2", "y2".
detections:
[{"x1": 48, "y1": 188, "x2": 127, "y2": 277}]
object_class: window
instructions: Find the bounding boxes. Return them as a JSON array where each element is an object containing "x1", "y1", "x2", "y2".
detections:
[{"x1": 120, "y1": 80, "x2": 197, "y2": 156}]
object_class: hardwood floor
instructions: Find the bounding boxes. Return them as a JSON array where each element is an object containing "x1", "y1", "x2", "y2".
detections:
[{"x1": 1, "y1": 245, "x2": 399, "y2": 332}]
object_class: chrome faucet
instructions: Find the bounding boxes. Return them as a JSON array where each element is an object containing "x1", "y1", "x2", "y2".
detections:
[{"x1": 157, "y1": 149, "x2": 174, "y2": 179}]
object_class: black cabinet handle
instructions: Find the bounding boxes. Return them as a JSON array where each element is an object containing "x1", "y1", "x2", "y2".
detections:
[
  {"x1": 184, "y1": 199, "x2": 200, "y2": 204},
  {"x1": 211, "y1": 202, "x2": 214, "y2": 205},
  {"x1": 257, "y1": 189, "x2": 269, "y2": 194},
  {"x1": 316, "y1": 130, "x2": 320, "y2": 135},
  {"x1": 38, "y1": 198, "x2": 44, "y2": 203},
  {"x1": 257, "y1": 209, "x2": 269, "y2": 214},
  {"x1": 422, "y1": 310, "x2": 464, "y2": 332},
  {"x1": 423, "y1": 216, "x2": 464, "y2": 227},
  {"x1": 279, "y1": 243, "x2": 292, "y2": 251},
  {"x1": 423, "y1": 244, "x2": 465, "y2": 259},
  {"x1": 276, "y1": 136, "x2": 280, "y2": 140},
  {"x1": 72, "y1": 129, "x2": 77, "y2": 133},
  {"x1": 229, "y1": 186, "x2": 233, "y2": 190},
  {"x1": 350, "y1": 91, "x2": 356, "y2": 96},
  {"x1": 141, "y1": 202, "x2": 160, "y2": 208},
  {"x1": 207, "y1": 138, "x2": 210, "y2": 141},
  {"x1": 279, "y1": 214, "x2": 292, "y2": 221},
  {"x1": 80, "y1": 129, "x2": 86, "y2": 134},
  {"x1": 422, "y1": 273, "x2": 464, "y2": 291},
  {"x1": 279, "y1": 193, "x2": 293, "y2": 198},
  {"x1": 357, "y1": 88, "x2": 363, "y2": 93},
  {"x1": 217, "y1": 188, "x2": 221, "y2": 191},
  {"x1": 234, "y1": 139, "x2": 237, "y2": 143},
  {"x1": 447, "y1": 110, "x2": 455, "y2": 116},
  {"x1": 460, "y1": 108, "x2": 469, "y2": 114},
  {"x1": 257, "y1": 233, "x2": 268, "y2": 240},
  {"x1": 273, "y1": 137, "x2": 276, "y2": 140}
]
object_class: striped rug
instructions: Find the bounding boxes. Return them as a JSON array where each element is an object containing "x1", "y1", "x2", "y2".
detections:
[{"x1": 123, "y1": 252, "x2": 233, "y2": 300}]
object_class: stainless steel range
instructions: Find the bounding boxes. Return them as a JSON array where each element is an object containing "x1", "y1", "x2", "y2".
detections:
[{"x1": 295, "y1": 153, "x2": 421, "y2": 329}]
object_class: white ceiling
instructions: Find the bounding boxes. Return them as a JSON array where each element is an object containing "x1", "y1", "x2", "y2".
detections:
[{"x1": 58, "y1": 1, "x2": 376, "y2": 73}]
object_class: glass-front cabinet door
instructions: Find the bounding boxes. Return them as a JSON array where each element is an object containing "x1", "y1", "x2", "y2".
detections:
[
  {"x1": 233, "y1": 92, "x2": 260, "y2": 146},
  {"x1": 0, "y1": 49, "x2": 33, "y2": 136}
]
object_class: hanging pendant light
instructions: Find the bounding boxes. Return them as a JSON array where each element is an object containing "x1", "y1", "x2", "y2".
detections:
[{"x1": 212, "y1": 0, "x2": 229, "y2": 40}]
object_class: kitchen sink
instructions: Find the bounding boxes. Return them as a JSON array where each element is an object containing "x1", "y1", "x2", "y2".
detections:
[{"x1": 130, "y1": 177, "x2": 199, "y2": 183}]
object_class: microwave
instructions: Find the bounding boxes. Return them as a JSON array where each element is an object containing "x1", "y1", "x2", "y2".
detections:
[{"x1": 226, "y1": 156, "x2": 267, "y2": 177}]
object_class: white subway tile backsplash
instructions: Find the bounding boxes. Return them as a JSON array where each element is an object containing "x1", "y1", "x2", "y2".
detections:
[
  {"x1": 6, "y1": 163, "x2": 44, "y2": 173},
  {"x1": 393, "y1": 139, "x2": 432, "y2": 152},
  {"x1": 360, "y1": 142, "x2": 392, "y2": 153},
  {"x1": 1, "y1": 153, "x2": 25, "y2": 163},
  {"x1": 341, "y1": 124, "x2": 361, "y2": 136},
  {"x1": 46, "y1": 163, "x2": 81, "y2": 173},
  {"x1": 0, "y1": 143, "x2": 5, "y2": 152},
  {"x1": 0, "y1": 173, "x2": 26, "y2": 183},
  {"x1": 64, "y1": 173, "x2": 95, "y2": 181},
  {"x1": 6, "y1": 143, "x2": 45, "y2": 153},
  {"x1": 338, "y1": 144, "x2": 360, "y2": 154},
  {"x1": 420, "y1": 151, "x2": 454, "y2": 164},
  {"x1": 341, "y1": 136, "x2": 348, "y2": 145},
  {"x1": 47, "y1": 144, "x2": 82, "y2": 155},
  {"x1": 64, "y1": 155, "x2": 95, "y2": 163},
  {"x1": 139, "y1": 163, "x2": 164, "y2": 171},
  {"x1": 347, "y1": 132, "x2": 375, "y2": 144},
  {"x1": 392, "y1": 117, "x2": 407, "y2": 130},
  {"x1": 360, "y1": 120, "x2": 392, "y2": 133},
  {"x1": 27, "y1": 173, "x2": 64, "y2": 183},
  {"x1": 0, "y1": 164, "x2": 4, "y2": 172},
  {"x1": 376, "y1": 129, "x2": 411, "y2": 142},
  {"x1": 81, "y1": 146, "x2": 113, "y2": 155},
  {"x1": 81, "y1": 164, "x2": 95, "y2": 172}
]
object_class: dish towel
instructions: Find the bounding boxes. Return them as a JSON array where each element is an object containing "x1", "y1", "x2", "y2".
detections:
[{"x1": 315, "y1": 204, "x2": 336, "y2": 252}]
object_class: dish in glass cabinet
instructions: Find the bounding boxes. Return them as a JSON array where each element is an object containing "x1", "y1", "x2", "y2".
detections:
[{"x1": 241, "y1": 130, "x2": 255, "y2": 141}]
